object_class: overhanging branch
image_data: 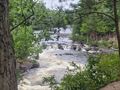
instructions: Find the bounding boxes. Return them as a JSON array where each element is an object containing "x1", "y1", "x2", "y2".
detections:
[
  {"x1": 10, "y1": 0, "x2": 39, "y2": 32},
  {"x1": 10, "y1": 14, "x2": 33, "y2": 31},
  {"x1": 78, "y1": 11, "x2": 115, "y2": 21}
]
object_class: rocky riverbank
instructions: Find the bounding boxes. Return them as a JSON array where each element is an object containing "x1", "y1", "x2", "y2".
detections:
[{"x1": 16, "y1": 59, "x2": 40, "y2": 73}]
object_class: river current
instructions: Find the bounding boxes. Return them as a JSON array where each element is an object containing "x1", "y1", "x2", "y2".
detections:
[{"x1": 18, "y1": 27, "x2": 87, "y2": 90}]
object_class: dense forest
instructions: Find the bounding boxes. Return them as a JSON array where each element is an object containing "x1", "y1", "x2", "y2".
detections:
[{"x1": 0, "y1": 0, "x2": 120, "y2": 90}]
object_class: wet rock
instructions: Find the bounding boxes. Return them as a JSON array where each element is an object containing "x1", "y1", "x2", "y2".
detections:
[
  {"x1": 99, "y1": 48, "x2": 114, "y2": 54},
  {"x1": 81, "y1": 48, "x2": 87, "y2": 52},
  {"x1": 78, "y1": 47, "x2": 81, "y2": 51},
  {"x1": 64, "y1": 53, "x2": 74, "y2": 55},
  {"x1": 84, "y1": 47, "x2": 91, "y2": 51},
  {"x1": 31, "y1": 62, "x2": 40, "y2": 69},
  {"x1": 111, "y1": 48, "x2": 118, "y2": 51},
  {"x1": 58, "y1": 44, "x2": 64, "y2": 50},
  {"x1": 100, "y1": 81, "x2": 120, "y2": 90},
  {"x1": 34, "y1": 54, "x2": 39, "y2": 59},
  {"x1": 88, "y1": 50, "x2": 100, "y2": 54},
  {"x1": 59, "y1": 54, "x2": 62, "y2": 56},
  {"x1": 91, "y1": 46, "x2": 99, "y2": 51},
  {"x1": 83, "y1": 45, "x2": 91, "y2": 51},
  {"x1": 17, "y1": 60, "x2": 40, "y2": 73},
  {"x1": 19, "y1": 62, "x2": 32, "y2": 73},
  {"x1": 71, "y1": 45, "x2": 77, "y2": 50},
  {"x1": 55, "y1": 53, "x2": 62, "y2": 56},
  {"x1": 19, "y1": 65, "x2": 28, "y2": 73}
]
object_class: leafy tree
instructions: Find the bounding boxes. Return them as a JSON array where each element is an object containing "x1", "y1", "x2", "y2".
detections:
[
  {"x1": 71, "y1": 0, "x2": 120, "y2": 57},
  {"x1": 10, "y1": 0, "x2": 43, "y2": 60}
]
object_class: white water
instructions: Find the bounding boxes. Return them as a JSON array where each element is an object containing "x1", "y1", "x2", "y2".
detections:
[{"x1": 18, "y1": 27, "x2": 88, "y2": 90}]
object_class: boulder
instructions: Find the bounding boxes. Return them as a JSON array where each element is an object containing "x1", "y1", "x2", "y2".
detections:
[
  {"x1": 100, "y1": 81, "x2": 120, "y2": 90},
  {"x1": 64, "y1": 53, "x2": 73, "y2": 55},
  {"x1": 83, "y1": 44, "x2": 91, "y2": 51},
  {"x1": 31, "y1": 62, "x2": 40, "y2": 69},
  {"x1": 17, "y1": 60, "x2": 40, "y2": 73},
  {"x1": 71, "y1": 45, "x2": 77, "y2": 50},
  {"x1": 58, "y1": 44, "x2": 64, "y2": 50},
  {"x1": 19, "y1": 62, "x2": 32, "y2": 73},
  {"x1": 91, "y1": 46, "x2": 99, "y2": 51}
]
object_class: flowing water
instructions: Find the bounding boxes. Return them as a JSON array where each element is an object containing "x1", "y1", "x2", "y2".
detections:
[{"x1": 18, "y1": 27, "x2": 88, "y2": 90}]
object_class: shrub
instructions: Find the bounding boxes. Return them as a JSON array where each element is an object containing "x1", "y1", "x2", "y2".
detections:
[
  {"x1": 12, "y1": 26, "x2": 42, "y2": 59},
  {"x1": 57, "y1": 53, "x2": 120, "y2": 90},
  {"x1": 97, "y1": 40, "x2": 112, "y2": 48},
  {"x1": 87, "y1": 54, "x2": 120, "y2": 89},
  {"x1": 43, "y1": 75, "x2": 58, "y2": 90}
]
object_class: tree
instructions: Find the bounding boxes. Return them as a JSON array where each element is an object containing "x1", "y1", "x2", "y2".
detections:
[
  {"x1": 71, "y1": 0, "x2": 120, "y2": 57},
  {"x1": 113, "y1": 0, "x2": 120, "y2": 57},
  {"x1": 0, "y1": 0, "x2": 17, "y2": 90}
]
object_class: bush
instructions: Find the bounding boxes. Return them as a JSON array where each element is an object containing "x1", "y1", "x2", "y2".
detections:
[
  {"x1": 12, "y1": 26, "x2": 35, "y2": 59},
  {"x1": 12, "y1": 26, "x2": 42, "y2": 59},
  {"x1": 98, "y1": 40, "x2": 112, "y2": 48},
  {"x1": 43, "y1": 75, "x2": 58, "y2": 90},
  {"x1": 70, "y1": 34, "x2": 87, "y2": 43},
  {"x1": 87, "y1": 54, "x2": 120, "y2": 89},
  {"x1": 56, "y1": 53, "x2": 120, "y2": 90}
]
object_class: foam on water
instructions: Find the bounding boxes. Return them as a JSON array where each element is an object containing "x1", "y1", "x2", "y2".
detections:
[{"x1": 18, "y1": 27, "x2": 87, "y2": 90}]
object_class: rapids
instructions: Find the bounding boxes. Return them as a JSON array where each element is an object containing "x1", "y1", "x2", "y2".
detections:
[{"x1": 18, "y1": 27, "x2": 88, "y2": 90}]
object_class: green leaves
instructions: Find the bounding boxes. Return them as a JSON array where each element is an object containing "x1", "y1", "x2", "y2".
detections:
[
  {"x1": 12, "y1": 26, "x2": 35, "y2": 59},
  {"x1": 71, "y1": 0, "x2": 116, "y2": 43},
  {"x1": 10, "y1": 0, "x2": 34, "y2": 29},
  {"x1": 57, "y1": 53, "x2": 120, "y2": 90}
]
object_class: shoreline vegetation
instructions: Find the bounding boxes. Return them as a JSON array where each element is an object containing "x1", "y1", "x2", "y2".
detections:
[{"x1": 45, "y1": 53, "x2": 120, "y2": 90}]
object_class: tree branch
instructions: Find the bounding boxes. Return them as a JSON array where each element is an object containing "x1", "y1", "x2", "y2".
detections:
[
  {"x1": 79, "y1": 11, "x2": 115, "y2": 21},
  {"x1": 10, "y1": 0, "x2": 39, "y2": 32},
  {"x1": 10, "y1": 14, "x2": 33, "y2": 32}
]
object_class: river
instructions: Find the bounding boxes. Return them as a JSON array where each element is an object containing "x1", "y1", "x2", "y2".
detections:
[{"x1": 18, "y1": 26, "x2": 88, "y2": 90}]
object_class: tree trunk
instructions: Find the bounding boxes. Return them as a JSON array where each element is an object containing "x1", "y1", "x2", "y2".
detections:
[
  {"x1": 0, "y1": 0, "x2": 18, "y2": 90},
  {"x1": 113, "y1": 0, "x2": 120, "y2": 57}
]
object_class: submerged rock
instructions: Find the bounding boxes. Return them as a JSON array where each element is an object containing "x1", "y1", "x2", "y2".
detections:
[
  {"x1": 19, "y1": 62, "x2": 32, "y2": 73},
  {"x1": 31, "y1": 62, "x2": 40, "y2": 69},
  {"x1": 58, "y1": 44, "x2": 64, "y2": 50},
  {"x1": 71, "y1": 45, "x2": 77, "y2": 50},
  {"x1": 64, "y1": 53, "x2": 74, "y2": 55}
]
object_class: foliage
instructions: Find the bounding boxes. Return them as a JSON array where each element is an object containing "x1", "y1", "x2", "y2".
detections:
[
  {"x1": 97, "y1": 40, "x2": 112, "y2": 48},
  {"x1": 9, "y1": 0, "x2": 34, "y2": 29},
  {"x1": 56, "y1": 53, "x2": 120, "y2": 90},
  {"x1": 43, "y1": 75, "x2": 58, "y2": 90},
  {"x1": 10, "y1": 0, "x2": 45, "y2": 60},
  {"x1": 10, "y1": 0, "x2": 70, "y2": 60},
  {"x1": 71, "y1": 0, "x2": 116, "y2": 43},
  {"x1": 12, "y1": 26, "x2": 36, "y2": 59}
]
